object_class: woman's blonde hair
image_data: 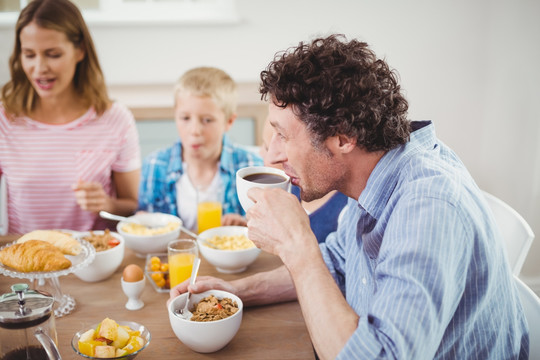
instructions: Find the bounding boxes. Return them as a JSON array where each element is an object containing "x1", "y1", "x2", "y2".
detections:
[
  {"x1": 1, "y1": 0, "x2": 110, "y2": 117},
  {"x1": 174, "y1": 67, "x2": 237, "y2": 120}
]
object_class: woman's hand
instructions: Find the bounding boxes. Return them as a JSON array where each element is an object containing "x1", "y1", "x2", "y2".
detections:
[
  {"x1": 72, "y1": 180, "x2": 111, "y2": 213},
  {"x1": 72, "y1": 170, "x2": 139, "y2": 216}
]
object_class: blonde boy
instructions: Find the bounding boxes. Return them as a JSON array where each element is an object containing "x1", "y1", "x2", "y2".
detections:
[{"x1": 138, "y1": 67, "x2": 263, "y2": 230}]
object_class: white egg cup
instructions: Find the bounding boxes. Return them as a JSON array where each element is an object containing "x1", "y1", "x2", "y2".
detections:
[{"x1": 121, "y1": 277, "x2": 145, "y2": 310}]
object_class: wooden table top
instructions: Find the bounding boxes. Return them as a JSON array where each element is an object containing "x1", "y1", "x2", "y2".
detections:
[{"x1": 0, "y1": 235, "x2": 314, "y2": 359}]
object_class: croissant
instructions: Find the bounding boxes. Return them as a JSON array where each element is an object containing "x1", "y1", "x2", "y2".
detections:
[
  {"x1": 17, "y1": 230, "x2": 82, "y2": 256},
  {"x1": 0, "y1": 240, "x2": 72, "y2": 272}
]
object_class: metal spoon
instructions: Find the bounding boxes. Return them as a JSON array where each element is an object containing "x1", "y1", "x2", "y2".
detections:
[
  {"x1": 99, "y1": 211, "x2": 164, "y2": 228},
  {"x1": 100, "y1": 211, "x2": 218, "y2": 248},
  {"x1": 175, "y1": 257, "x2": 201, "y2": 320},
  {"x1": 179, "y1": 225, "x2": 218, "y2": 249}
]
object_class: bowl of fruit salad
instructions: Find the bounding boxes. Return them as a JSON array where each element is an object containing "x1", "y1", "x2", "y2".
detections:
[{"x1": 72, "y1": 317, "x2": 150, "y2": 359}]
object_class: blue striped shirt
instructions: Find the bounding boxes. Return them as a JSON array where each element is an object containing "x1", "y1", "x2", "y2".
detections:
[
  {"x1": 138, "y1": 135, "x2": 263, "y2": 217},
  {"x1": 321, "y1": 121, "x2": 528, "y2": 359}
]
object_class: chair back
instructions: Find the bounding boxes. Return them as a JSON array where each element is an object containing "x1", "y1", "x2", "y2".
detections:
[
  {"x1": 514, "y1": 275, "x2": 540, "y2": 357},
  {"x1": 483, "y1": 191, "x2": 534, "y2": 275}
]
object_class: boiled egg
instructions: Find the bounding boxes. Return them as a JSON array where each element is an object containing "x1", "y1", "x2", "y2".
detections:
[{"x1": 123, "y1": 264, "x2": 144, "y2": 282}]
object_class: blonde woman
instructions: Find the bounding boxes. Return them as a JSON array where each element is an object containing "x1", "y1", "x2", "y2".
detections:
[{"x1": 0, "y1": 0, "x2": 141, "y2": 233}]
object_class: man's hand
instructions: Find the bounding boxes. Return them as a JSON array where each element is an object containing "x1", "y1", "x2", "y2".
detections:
[
  {"x1": 245, "y1": 187, "x2": 314, "y2": 260},
  {"x1": 167, "y1": 276, "x2": 237, "y2": 307}
]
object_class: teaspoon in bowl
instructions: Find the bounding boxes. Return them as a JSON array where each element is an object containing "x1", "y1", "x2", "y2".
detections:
[{"x1": 175, "y1": 257, "x2": 201, "y2": 320}]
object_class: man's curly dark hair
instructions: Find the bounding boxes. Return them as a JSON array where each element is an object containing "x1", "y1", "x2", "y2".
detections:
[{"x1": 260, "y1": 34, "x2": 411, "y2": 152}]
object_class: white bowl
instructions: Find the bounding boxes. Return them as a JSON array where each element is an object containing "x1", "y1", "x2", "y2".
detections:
[
  {"x1": 197, "y1": 226, "x2": 261, "y2": 274},
  {"x1": 117, "y1": 213, "x2": 181, "y2": 257},
  {"x1": 73, "y1": 231, "x2": 125, "y2": 282},
  {"x1": 168, "y1": 290, "x2": 243, "y2": 353}
]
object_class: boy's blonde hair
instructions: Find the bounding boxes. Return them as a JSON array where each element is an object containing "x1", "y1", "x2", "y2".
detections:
[{"x1": 174, "y1": 67, "x2": 237, "y2": 120}]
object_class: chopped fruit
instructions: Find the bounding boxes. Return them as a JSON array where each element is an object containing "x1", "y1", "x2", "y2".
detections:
[
  {"x1": 98, "y1": 318, "x2": 118, "y2": 341},
  {"x1": 79, "y1": 329, "x2": 95, "y2": 343},
  {"x1": 94, "y1": 345, "x2": 116, "y2": 358},
  {"x1": 77, "y1": 318, "x2": 146, "y2": 358},
  {"x1": 122, "y1": 336, "x2": 145, "y2": 354},
  {"x1": 78, "y1": 340, "x2": 106, "y2": 357},
  {"x1": 111, "y1": 325, "x2": 130, "y2": 349}
]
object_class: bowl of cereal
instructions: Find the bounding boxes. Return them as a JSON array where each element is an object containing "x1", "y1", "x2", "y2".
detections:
[
  {"x1": 197, "y1": 226, "x2": 260, "y2": 274},
  {"x1": 117, "y1": 213, "x2": 181, "y2": 257},
  {"x1": 73, "y1": 230, "x2": 125, "y2": 282},
  {"x1": 168, "y1": 289, "x2": 243, "y2": 353}
]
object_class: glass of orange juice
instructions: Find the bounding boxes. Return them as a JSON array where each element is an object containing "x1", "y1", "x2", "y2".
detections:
[
  {"x1": 197, "y1": 188, "x2": 222, "y2": 234},
  {"x1": 167, "y1": 239, "x2": 198, "y2": 289}
]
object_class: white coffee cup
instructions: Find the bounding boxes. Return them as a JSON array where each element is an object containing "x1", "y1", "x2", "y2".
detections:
[{"x1": 236, "y1": 166, "x2": 290, "y2": 212}]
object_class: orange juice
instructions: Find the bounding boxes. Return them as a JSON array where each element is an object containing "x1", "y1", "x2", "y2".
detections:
[
  {"x1": 168, "y1": 253, "x2": 196, "y2": 288},
  {"x1": 197, "y1": 201, "x2": 222, "y2": 233}
]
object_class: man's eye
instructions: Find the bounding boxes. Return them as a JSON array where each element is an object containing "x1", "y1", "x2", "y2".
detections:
[{"x1": 203, "y1": 118, "x2": 213, "y2": 124}]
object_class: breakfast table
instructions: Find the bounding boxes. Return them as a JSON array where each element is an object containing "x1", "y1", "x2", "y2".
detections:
[{"x1": 0, "y1": 235, "x2": 315, "y2": 359}]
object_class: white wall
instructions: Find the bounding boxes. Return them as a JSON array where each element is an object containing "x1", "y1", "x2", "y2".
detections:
[{"x1": 1, "y1": 0, "x2": 539, "y2": 283}]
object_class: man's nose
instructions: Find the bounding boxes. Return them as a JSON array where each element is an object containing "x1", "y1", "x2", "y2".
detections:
[{"x1": 266, "y1": 136, "x2": 287, "y2": 165}]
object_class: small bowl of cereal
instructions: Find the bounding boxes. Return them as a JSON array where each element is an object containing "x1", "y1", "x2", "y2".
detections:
[
  {"x1": 197, "y1": 226, "x2": 260, "y2": 274},
  {"x1": 168, "y1": 289, "x2": 243, "y2": 353},
  {"x1": 117, "y1": 213, "x2": 181, "y2": 257},
  {"x1": 73, "y1": 230, "x2": 125, "y2": 282}
]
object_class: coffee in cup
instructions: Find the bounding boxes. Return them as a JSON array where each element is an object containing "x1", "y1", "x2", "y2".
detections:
[{"x1": 236, "y1": 166, "x2": 290, "y2": 212}]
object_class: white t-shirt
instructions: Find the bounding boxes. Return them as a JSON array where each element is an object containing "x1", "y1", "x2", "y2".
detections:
[
  {"x1": 176, "y1": 163, "x2": 222, "y2": 232},
  {"x1": 0, "y1": 102, "x2": 141, "y2": 234}
]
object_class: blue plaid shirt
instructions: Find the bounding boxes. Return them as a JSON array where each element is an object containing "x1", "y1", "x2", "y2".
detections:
[
  {"x1": 322, "y1": 121, "x2": 528, "y2": 359},
  {"x1": 138, "y1": 135, "x2": 263, "y2": 217}
]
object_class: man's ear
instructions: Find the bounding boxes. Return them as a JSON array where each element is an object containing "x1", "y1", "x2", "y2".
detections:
[
  {"x1": 328, "y1": 134, "x2": 356, "y2": 155},
  {"x1": 224, "y1": 113, "x2": 237, "y2": 132}
]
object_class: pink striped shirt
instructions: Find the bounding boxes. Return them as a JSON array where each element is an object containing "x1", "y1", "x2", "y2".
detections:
[{"x1": 0, "y1": 102, "x2": 141, "y2": 234}]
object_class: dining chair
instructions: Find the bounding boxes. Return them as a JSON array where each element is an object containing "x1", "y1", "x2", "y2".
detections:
[
  {"x1": 514, "y1": 275, "x2": 540, "y2": 357},
  {"x1": 482, "y1": 191, "x2": 534, "y2": 275}
]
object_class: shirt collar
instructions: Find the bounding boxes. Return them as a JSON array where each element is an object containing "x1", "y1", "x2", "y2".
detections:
[
  {"x1": 19, "y1": 107, "x2": 96, "y2": 130},
  {"x1": 168, "y1": 134, "x2": 234, "y2": 175},
  {"x1": 218, "y1": 135, "x2": 236, "y2": 176},
  {"x1": 358, "y1": 121, "x2": 435, "y2": 220}
]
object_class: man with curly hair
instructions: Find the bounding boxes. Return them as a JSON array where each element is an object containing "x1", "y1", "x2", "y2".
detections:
[{"x1": 171, "y1": 35, "x2": 528, "y2": 359}]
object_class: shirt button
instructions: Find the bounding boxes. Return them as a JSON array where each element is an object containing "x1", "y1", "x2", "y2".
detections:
[{"x1": 362, "y1": 277, "x2": 367, "y2": 285}]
